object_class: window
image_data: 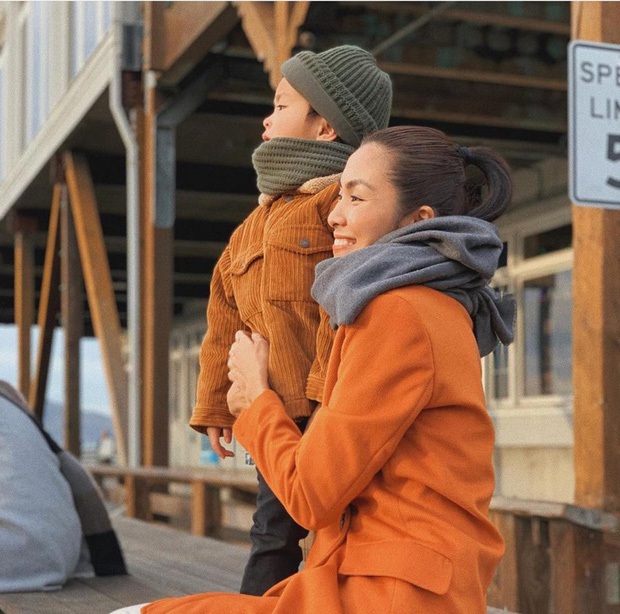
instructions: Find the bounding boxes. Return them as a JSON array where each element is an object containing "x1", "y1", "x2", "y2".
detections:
[
  {"x1": 489, "y1": 285, "x2": 510, "y2": 400},
  {"x1": 524, "y1": 224, "x2": 572, "y2": 258},
  {"x1": 70, "y1": 1, "x2": 115, "y2": 78},
  {"x1": 83, "y1": 1, "x2": 98, "y2": 60},
  {"x1": 28, "y1": 2, "x2": 44, "y2": 141},
  {"x1": 0, "y1": 46, "x2": 5, "y2": 180},
  {"x1": 523, "y1": 270, "x2": 572, "y2": 396},
  {"x1": 486, "y1": 211, "x2": 573, "y2": 406},
  {"x1": 20, "y1": 1, "x2": 50, "y2": 145},
  {"x1": 19, "y1": 7, "x2": 28, "y2": 151}
]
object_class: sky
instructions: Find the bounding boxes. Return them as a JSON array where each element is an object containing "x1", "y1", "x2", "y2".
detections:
[{"x1": 0, "y1": 323, "x2": 111, "y2": 415}]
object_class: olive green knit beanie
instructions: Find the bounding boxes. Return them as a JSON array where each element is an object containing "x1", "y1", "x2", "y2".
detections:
[{"x1": 281, "y1": 45, "x2": 392, "y2": 148}]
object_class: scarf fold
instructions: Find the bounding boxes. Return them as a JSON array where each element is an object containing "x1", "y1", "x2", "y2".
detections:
[
  {"x1": 311, "y1": 216, "x2": 515, "y2": 357},
  {"x1": 252, "y1": 137, "x2": 354, "y2": 196}
]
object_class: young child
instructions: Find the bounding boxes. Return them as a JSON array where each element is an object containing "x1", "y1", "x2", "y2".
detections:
[{"x1": 189, "y1": 45, "x2": 392, "y2": 596}]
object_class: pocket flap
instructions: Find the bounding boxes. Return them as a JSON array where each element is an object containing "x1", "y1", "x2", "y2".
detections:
[
  {"x1": 267, "y1": 224, "x2": 333, "y2": 255},
  {"x1": 340, "y1": 540, "x2": 453, "y2": 595},
  {"x1": 229, "y1": 244, "x2": 264, "y2": 275}
]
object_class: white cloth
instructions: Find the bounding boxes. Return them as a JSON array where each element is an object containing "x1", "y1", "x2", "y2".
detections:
[
  {"x1": 0, "y1": 396, "x2": 82, "y2": 591},
  {"x1": 109, "y1": 603, "x2": 149, "y2": 613}
]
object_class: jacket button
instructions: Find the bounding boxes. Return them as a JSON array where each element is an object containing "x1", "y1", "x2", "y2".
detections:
[
  {"x1": 299, "y1": 238, "x2": 311, "y2": 248},
  {"x1": 284, "y1": 194, "x2": 294, "y2": 202}
]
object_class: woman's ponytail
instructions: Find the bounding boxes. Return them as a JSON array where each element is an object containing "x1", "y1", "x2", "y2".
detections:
[{"x1": 462, "y1": 146, "x2": 512, "y2": 222}]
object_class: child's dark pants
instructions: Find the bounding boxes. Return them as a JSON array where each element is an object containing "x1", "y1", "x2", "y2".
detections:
[{"x1": 239, "y1": 417, "x2": 309, "y2": 596}]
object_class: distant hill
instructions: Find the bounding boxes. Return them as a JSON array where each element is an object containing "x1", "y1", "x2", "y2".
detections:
[{"x1": 41, "y1": 399, "x2": 114, "y2": 451}]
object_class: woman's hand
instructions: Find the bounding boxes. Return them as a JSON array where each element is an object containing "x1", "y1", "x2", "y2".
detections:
[{"x1": 227, "y1": 331, "x2": 270, "y2": 418}]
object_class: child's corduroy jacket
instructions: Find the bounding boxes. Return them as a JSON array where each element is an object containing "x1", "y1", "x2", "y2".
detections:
[{"x1": 190, "y1": 179, "x2": 339, "y2": 432}]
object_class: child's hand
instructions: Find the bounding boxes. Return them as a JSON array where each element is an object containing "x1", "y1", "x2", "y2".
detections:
[
  {"x1": 227, "y1": 331, "x2": 270, "y2": 414},
  {"x1": 206, "y1": 426, "x2": 234, "y2": 459}
]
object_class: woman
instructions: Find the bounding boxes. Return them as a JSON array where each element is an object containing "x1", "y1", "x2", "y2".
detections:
[{"x1": 118, "y1": 126, "x2": 514, "y2": 614}]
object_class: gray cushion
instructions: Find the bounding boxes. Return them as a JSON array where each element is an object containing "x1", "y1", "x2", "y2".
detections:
[{"x1": 0, "y1": 396, "x2": 82, "y2": 592}]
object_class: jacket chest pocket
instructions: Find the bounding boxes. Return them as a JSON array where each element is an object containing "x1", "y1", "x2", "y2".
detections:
[
  {"x1": 229, "y1": 244, "x2": 264, "y2": 321},
  {"x1": 266, "y1": 224, "x2": 333, "y2": 302}
]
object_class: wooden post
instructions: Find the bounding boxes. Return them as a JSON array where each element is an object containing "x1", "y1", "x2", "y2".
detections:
[
  {"x1": 487, "y1": 511, "x2": 519, "y2": 611},
  {"x1": 125, "y1": 475, "x2": 151, "y2": 520},
  {"x1": 235, "y1": 1, "x2": 310, "y2": 89},
  {"x1": 571, "y1": 1, "x2": 620, "y2": 513},
  {"x1": 13, "y1": 216, "x2": 37, "y2": 398},
  {"x1": 30, "y1": 186, "x2": 62, "y2": 419},
  {"x1": 191, "y1": 480, "x2": 222, "y2": 537},
  {"x1": 142, "y1": 5, "x2": 172, "y2": 468},
  {"x1": 60, "y1": 183, "x2": 84, "y2": 456},
  {"x1": 140, "y1": 103, "x2": 173, "y2": 468},
  {"x1": 64, "y1": 151, "x2": 128, "y2": 465}
]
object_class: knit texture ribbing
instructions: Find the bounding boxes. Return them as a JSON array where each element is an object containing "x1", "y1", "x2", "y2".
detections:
[
  {"x1": 252, "y1": 137, "x2": 354, "y2": 196},
  {"x1": 282, "y1": 45, "x2": 392, "y2": 147}
]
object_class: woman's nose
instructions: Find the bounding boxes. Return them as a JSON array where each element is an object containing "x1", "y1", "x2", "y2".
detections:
[
  {"x1": 328, "y1": 202, "x2": 345, "y2": 229},
  {"x1": 263, "y1": 114, "x2": 272, "y2": 128}
]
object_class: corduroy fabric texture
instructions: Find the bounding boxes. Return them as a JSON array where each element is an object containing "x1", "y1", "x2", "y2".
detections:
[
  {"x1": 190, "y1": 183, "x2": 340, "y2": 431},
  {"x1": 252, "y1": 138, "x2": 354, "y2": 196},
  {"x1": 281, "y1": 45, "x2": 392, "y2": 147}
]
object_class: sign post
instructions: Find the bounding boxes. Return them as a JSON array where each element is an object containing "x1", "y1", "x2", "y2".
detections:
[{"x1": 569, "y1": 40, "x2": 620, "y2": 209}]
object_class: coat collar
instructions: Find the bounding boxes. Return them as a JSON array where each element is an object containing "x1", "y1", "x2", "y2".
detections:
[{"x1": 258, "y1": 173, "x2": 341, "y2": 207}]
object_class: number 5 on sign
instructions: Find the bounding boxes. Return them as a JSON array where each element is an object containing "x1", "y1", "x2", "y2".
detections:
[{"x1": 608, "y1": 134, "x2": 620, "y2": 189}]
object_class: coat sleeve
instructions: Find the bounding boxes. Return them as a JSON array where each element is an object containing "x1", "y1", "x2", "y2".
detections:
[
  {"x1": 190, "y1": 246, "x2": 244, "y2": 432},
  {"x1": 234, "y1": 293, "x2": 435, "y2": 530}
]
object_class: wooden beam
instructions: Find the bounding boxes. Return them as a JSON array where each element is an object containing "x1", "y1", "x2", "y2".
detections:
[
  {"x1": 571, "y1": 1, "x2": 620, "y2": 513},
  {"x1": 275, "y1": 2, "x2": 290, "y2": 74},
  {"x1": 235, "y1": 1, "x2": 309, "y2": 89},
  {"x1": 144, "y1": 1, "x2": 239, "y2": 86},
  {"x1": 64, "y1": 151, "x2": 128, "y2": 465},
  {"x1": 60, "y1": 184, "x2": 83, "y2": 457},
  {"x1": 347, "y1": 2, "x2": 571, "y2": 36},
  {"x1": 381, "y1": 61, "x2": 567, "y2": 91},
  {"x1": 391, "y1": 105, "x2": 566, "y2": 134},
  {"x1": 29, "y1": 186, "x2": 62, "y2": 419},
  {"x1": 13, "y1": 216, "x2": 37, "y2": 398}
]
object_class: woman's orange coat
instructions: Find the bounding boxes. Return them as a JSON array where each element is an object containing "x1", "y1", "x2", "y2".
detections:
[{"x1": 144, "y1": 286, "x2": 504, "y2": 614}]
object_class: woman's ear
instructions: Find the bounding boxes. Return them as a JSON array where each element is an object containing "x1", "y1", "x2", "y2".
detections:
[
  {"x1": 415, "y1": 205, "x2": 436, "y2": 221},
  {"x1": 315, "y1": 118, "x2": 338, "y2": 142},
  {"x1": 399, "y1": 205, "x2": 436, "y2": 228}
]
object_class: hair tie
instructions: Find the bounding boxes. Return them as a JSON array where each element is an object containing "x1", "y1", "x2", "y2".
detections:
[{"x1": 457, "y1": 145, "x2": 469, "y2": 162}]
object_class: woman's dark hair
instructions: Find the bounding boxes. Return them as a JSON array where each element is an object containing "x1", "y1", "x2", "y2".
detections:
[{"x1": 361, "y1": 126, "x2": 512, "y2": 222}]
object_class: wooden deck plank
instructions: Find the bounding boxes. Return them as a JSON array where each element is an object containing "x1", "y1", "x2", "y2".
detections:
[
  {"x1": 0, "y1": 515, "x2": 517, "y2": 613},
  {"x1": 0, "y1": 516, "x2": 248, "y2": 614}
]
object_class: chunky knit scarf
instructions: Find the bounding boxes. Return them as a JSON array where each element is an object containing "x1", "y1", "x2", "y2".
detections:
[
  {"x1": 312, "y1": 216, "x2": 515, "y2": 357},
  {"x1": 252, "y1": 137, "x2": 355, "y2": 196}
]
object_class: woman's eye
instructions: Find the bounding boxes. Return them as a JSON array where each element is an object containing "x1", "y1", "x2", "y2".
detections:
[
  {"x1": 275, "y1": 105, "x2": 285, "y2": 111},
  {"x1": 350, "y1": 195, "x2": 362, "y2": 203}
]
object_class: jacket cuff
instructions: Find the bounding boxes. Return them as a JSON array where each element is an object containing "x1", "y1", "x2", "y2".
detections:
[{"x1": 189, "y1": 406, "x2": 235, "y2": 433}]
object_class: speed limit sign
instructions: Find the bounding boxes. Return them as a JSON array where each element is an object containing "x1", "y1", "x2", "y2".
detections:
[{"x1": 569, "y1": 41, "x2": 620, "y2": 209}]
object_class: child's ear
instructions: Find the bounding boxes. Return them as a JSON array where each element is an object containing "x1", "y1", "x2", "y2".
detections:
[{"x1": 315, "y1": 118, "x2": 338, "y2": 142}]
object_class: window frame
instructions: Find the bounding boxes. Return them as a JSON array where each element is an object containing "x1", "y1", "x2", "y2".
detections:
[{"x1": 487, "y1": 201, "x2": 573, "y2": 411}]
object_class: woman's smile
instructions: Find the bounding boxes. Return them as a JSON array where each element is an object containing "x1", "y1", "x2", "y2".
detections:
[{"x1": 332, "y1": 235, "x2": 356, "y2": 255}]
